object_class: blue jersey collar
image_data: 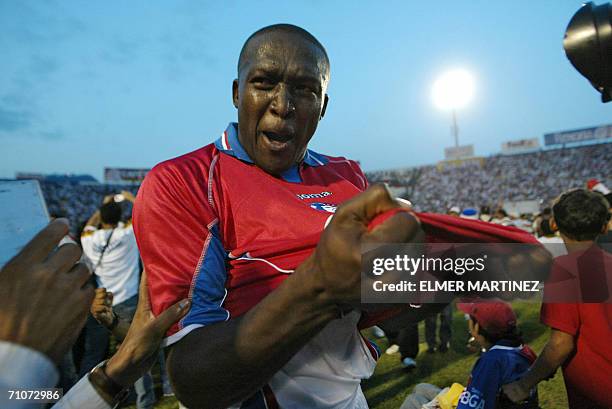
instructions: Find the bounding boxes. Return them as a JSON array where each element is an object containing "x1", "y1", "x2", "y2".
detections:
[{"x1": 214, "y1": 123, "x2": 329, "y2": 182}]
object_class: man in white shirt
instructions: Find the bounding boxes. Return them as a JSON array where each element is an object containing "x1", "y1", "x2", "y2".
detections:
[
  {"x1": 81, "y1": 192, "x2": 154, "y2": 409},
  {"x1": 81, "y1": 192, "x2": 140, "y2": 308}
]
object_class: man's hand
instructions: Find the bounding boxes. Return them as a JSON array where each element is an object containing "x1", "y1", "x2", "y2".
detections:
[
  {"x1": 105, "y1": 271, "x2": 190, "y2": 388},
  {"x1": 91, "y1": 288, "x2": 132, "y2": 341},
  {"x1": 310, "y1": 184, "x2": 421, "y2": 307},
  {"x1": 0, "y1": 219, "x2": 94, "y2": 363},
  {"x1": 502, "y1": 379, "x2": 531, "y2": 403},
  {"x1": 91, "y1": 288, "x2": 114, "y2": 328}
]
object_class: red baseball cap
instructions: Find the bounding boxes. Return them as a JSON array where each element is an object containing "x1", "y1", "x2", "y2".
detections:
[{"x1": 457, "y1": 300, "x2": 517, "y2": 336}]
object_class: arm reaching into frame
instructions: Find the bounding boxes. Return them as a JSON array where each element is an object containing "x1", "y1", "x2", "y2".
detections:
[{"x1": 0, "y1": 219, "x2": 94, "y2": 363}]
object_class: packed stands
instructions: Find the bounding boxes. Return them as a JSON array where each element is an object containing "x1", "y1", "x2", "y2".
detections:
[
  {"x1": 40, "y1": 182, "x2": 139, "y2": 235},
  {"x1": 366, "y1": 143, "x2": 612, "y2": 213}
]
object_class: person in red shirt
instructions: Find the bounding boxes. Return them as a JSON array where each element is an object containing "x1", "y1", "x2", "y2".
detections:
[{"x1": 503, "y1": 189, "x2": 612, "y2": 408}]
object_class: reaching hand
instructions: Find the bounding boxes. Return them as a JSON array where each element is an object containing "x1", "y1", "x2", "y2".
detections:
[
  {"x1": 105, "y1": 270, "x2": 190, "y2": 388},
  {"x1": 91, "y1": 288, "x2": 114, "y2": 328},
  {"x1": 0, "y1": 219, "x2": 94, "y2": 363}
]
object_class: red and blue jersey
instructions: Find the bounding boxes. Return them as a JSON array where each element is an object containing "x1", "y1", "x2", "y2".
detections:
[
  {"x1": 133, "y1": 122, "x2": 367, "y2": 344},
  {"x1": 134, "y1": 122, "x2": 541, "y2": 342}
]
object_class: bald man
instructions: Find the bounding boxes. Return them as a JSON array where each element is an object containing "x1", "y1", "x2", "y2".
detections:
[{"x1": 134, "y1": 24, "x2": 421, "y2": 409}]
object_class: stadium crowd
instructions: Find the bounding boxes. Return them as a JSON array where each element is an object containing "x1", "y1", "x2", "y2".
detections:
[
  {"x1": 40, "y1": 182, "x2": 139, "y2": 235},
  {"x1": 367, "y1": 143, "x2": 612, "y2": 214}
]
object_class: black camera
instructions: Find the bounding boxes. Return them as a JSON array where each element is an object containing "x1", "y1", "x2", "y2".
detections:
[{"x1": 564, "y1": 2, "x2": 612, "y2": 102}]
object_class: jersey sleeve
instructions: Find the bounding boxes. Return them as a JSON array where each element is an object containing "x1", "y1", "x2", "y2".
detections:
[
  {"x1": 133, "y1": 160, "x2": 229, "y2": 345},
  {"x1": 457, "y1": 354, "x2": 502, "y2": 409},
  {"x1": 540, "y1": 302, "x2": 580, "y2": 336}
]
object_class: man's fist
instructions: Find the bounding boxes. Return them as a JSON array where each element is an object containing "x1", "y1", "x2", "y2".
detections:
[
  {"x1": 310, "y1": 184, "x2": 421, "y2": 307},
  {"x1": 91, "y1": 288, "x2": 115, "y2": 328}
]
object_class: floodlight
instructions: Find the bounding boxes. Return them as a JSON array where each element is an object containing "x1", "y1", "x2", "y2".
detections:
[{"x1": 432, "y1": 69, "x2": 475, "y2": 110}]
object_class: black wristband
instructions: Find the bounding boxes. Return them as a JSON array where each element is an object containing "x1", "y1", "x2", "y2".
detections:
[{"x1": 88, "y1": 360, "x2": 129, "y2": 407}]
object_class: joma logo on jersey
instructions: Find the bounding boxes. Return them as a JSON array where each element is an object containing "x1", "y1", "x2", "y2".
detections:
[
  {"x1": 310, "y1": 202, "x2": 337, "y2": 213},
  {"x1": 297, "y1": 191, "x2": 332, "y2": 200}
]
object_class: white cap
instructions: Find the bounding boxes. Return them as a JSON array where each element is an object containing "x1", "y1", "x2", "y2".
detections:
[{"x1": 449, "y1": 206, "x2": 461, "y2": 214}]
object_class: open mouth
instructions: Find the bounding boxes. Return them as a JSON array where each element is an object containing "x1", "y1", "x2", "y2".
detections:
[
  {"x1": 262, "y1": 131, "x2": 292, "y2": 143},
  {"x1": 261, "y1": 131, "x2": 293, "y2": 151}
]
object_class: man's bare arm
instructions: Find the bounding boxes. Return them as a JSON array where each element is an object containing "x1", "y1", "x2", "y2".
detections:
[
  {"x1": 168, "y1": 257, "x2": 338, "y2": 408},
  {"x1": 520, "y1": 328, "x2": 574, "y2": 386},
  {"x1": 166, "y1": 185, "x2": 420, "y2": 408},
  {"x1": 85, "y1": 210, "x2": 101, "y2": 228},
  {"x1": 502, "y1": 328, "x2": 575, "y2": 402}
]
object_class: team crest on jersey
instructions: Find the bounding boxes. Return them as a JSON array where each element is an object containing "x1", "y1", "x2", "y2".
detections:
[{"x1": 310, "y1": 202, "x2": 337, "y2": 213}]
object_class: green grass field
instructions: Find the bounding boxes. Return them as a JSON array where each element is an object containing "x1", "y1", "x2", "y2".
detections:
[
  {"x1": 361, "y1": 301, "x2": 568, "y2": 408},
  {"x1": 126, "y1": 302, "x2": 568, "y2": 409}
]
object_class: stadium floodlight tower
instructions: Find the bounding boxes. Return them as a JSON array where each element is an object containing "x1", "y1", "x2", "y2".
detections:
[{"x1": 432, "y1": 69, "x2": 475, "y2": 147}]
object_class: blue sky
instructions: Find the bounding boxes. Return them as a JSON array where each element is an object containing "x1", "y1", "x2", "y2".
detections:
[{"x1": 1, "y1": 1, "x2": 609, "y2": 180}]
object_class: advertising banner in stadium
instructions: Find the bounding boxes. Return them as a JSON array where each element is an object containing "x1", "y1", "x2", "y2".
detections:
[
  {"x1": 104, "y1": 167, "x2": 150, "y2": 183},
  {"x1": 544, "y1": 123, "x2": 612, "y2": 146},
  {"x1": 444, "y1": 144, "x2": 474, "y2": 160},
  {"x1": 437, "y1": 157, "x2": 484, "y2": 171},
  {"x1": 501, "y1": 138, "x2": 540, "y2": 154}
]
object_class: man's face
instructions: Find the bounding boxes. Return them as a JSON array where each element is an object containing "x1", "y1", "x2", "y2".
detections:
[{"x1": 233, "y1": 32, "x2": 329, "y2": 177}]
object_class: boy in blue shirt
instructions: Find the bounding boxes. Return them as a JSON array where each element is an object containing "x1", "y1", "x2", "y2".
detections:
[{"x1": 456, "y1": 301, "x2": 539, "y2": 409}]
